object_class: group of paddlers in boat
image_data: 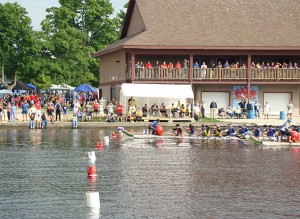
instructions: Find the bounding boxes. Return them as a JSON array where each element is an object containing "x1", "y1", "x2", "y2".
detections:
[{"x1": 143, "y1": 119, "x2": 299, "y2": 143}]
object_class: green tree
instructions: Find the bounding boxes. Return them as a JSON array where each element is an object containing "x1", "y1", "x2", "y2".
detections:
[
  {"x1": 0, "y1": 2, "x2": 38, "y2": 82},
  {"x1": 40, "y1": 0, "x2": 124, "y2": 87}
]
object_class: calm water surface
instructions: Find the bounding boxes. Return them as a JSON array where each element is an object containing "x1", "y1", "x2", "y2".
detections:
[{"x1": 0, "y1": 128, "x2": 300, "y2": 219}]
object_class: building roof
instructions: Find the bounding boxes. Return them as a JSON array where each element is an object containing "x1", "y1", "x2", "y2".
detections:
[{"x1": 94, "y1": 0, "x2": 300, "y2": 56}]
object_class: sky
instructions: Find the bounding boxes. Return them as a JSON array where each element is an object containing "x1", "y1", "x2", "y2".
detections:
[{"x1": 0, "y1": 0, "x2": 128, "y2": 30}]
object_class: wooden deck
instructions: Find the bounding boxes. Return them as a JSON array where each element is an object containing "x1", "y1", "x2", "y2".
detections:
[{"x1": 142, "y1": 116, "x2": 194, "y2": 123}]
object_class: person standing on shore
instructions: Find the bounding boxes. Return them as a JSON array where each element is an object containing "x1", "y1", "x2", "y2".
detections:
[
  {"x1": 254, "y1": 100, "x2": 260, "y2": 118},
  {"x1": 200, "y1": 101, "x2": 206, "y2": 119},
  {"x1": 287, "y1": 100, "x2": 293, "y2": 119},
  {"x1": 264, "y1": 101, "x2": 271, "y2": 119},
  {"x1": 22, "y1": 100, "x2": 29, "y2": 121},
  {"x1": 210, "y1": 100, "x2": 217, "y2": 119}
]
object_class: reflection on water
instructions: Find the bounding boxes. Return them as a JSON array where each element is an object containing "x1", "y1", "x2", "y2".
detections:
[{"x1": 0, "y1": 128, "x2": 300, "y2": 219}]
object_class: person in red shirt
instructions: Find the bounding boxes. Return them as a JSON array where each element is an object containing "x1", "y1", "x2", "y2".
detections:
[
  {"x1": 93, "y1": 100, "x2": 99, "y2": 117},
  {"x1": 146, "y1": 61, "x2": 153, "y2": 78},
  {"x1": 161, "y1": 61, "x2": 167, "y2": 78},
  {"x1": 29, "y1": 94, "x2": 35, "y2": 106},
  {"x1": 175, "y1": 61, "x2": 181, "y2": 78},
  {"x1": 35, "y1": 100, "x2": 42, "y2": 117},
  {"x1": 117, "y1": 103, "x2": 123, "y2": 122},
  {"x1": 168, "y1": 62, "x2": 174, "y2": 78}
]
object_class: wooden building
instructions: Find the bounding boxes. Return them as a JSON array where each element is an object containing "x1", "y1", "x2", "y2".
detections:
[{"x1": 93, "y1": 0, "x2": 300, "y2": 115}]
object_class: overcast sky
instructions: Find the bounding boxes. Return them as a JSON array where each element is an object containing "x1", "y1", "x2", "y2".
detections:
[{"x1": 0, "y1": 0, "x2": 128, "y2": 30}]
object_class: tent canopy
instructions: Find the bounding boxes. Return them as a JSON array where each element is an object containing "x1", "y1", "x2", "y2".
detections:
[
  {"x1": 27, "y1": 83, "x2": 36, "y2": 90},
  {"x1": 74, "y1": 84, "x2": 96, "y2": 93},
  {"x1": 121, "y1": 83, "x2": 194, "y2": 98},
  {"x1": 10, "y1": 81, "x2": 34, "y2": 91},
  {"x1": 0, "y1": 89, "x2": 13, "y2": 98},
  {"x1": 120, "y1": 83, "x2": 194, "y2": 112}
]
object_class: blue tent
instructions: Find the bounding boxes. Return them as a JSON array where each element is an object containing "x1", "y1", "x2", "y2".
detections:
[
  {"x1": 27, "y1": 83, "x2": 36, "y2": 91},
  {"x1": 74, "y1": 84, "x2": 97, "y2": 92}
]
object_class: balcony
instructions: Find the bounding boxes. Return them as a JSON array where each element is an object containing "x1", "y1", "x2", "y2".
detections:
[{"x1": 129, "y1": 67, "x2": 300, "y2": 82}]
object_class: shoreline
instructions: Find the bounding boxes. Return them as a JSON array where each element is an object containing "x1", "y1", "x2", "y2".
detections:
[
  {"x1": 0, "y1": 108, "x2": 297, "y2": 129},
  {"x1": 0, "y1": 116, "x2": 297, "y2": 129}
]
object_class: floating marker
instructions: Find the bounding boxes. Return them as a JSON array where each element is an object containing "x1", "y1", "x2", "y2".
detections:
[
  {"x1": 87, "y1": 165, "x2": 97, "y2": 177},
  {"x1": 97, "y1": 142, "x2": 103, "y2": 149},
  {"x1": 86, "y1": 191, "x2": 100, "y2": 208},
  {"x1": 87, "y1": 151, "x2": 96, "y2": 165},
  {"x1": 103, "y1": 136, "x2": 109, "y2": 144}
]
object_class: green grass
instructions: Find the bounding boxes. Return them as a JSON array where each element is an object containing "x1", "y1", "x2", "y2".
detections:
[{"x1": 196, "y1": 118, "x2": 223, "y2": 123}]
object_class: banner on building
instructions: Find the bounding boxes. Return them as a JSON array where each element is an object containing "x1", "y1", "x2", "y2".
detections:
[{"x1": 232, "y1": 86, "x2": 258, "y2": 109}]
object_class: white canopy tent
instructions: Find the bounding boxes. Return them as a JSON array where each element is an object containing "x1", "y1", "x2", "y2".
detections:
[{"x1": 120, "y1": 83, "x2": 194, "y2": 116}]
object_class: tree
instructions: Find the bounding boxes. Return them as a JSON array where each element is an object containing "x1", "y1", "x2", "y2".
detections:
[
  {"x1": 0, "y1": 3, "x2": 39, "y2": 83},
  {"x1": 40, "y1": 0, "x2": 123, "y2": 87}
]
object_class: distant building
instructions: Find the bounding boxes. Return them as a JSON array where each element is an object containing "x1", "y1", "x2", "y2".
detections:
[{"x1": 93, "y1": 0, "x2": 300, "y2": 115}]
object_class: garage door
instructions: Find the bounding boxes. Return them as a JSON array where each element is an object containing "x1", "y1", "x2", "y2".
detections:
[
  {"x1": 264, "y1": 93, "x2": 291, "y2": 115},
  {"x1": 202, "y1": 92, "x2": 230, "y2": 115}
]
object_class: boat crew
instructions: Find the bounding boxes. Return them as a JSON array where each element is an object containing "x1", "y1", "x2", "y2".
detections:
[
  {"x1": 226, "y1": 124, "x2": 235, "y2": 136},
  {"x1": 171, "y1": 123, "x2": 183, "y2": 137},
  {"x1": 187, "y1": 124, "x2": 195, "y2": 135},
  {"x1": 239, "y1": 124, "x2": 248, "y2": 135},
  {"x1": 266, "y1": 125, "x2": 276, "y2": 137},
  {"x1": 280, "y1": 119, "x2": 292, "y2": 143},
  {"x1": 253, "y1": 124, "x2": 261, "y2": 137},
  {"x1": 148, "y1": 119, "x2": 160, "y2": 135}
]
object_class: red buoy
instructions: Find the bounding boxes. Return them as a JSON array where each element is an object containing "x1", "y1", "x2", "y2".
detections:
[
  {"x1": 156, "y1": 126, "x2": 164, "y2": 136},
  {"x1": 97, "y1": 142, "x2": 103, "y2": 149},
  {"x1": 87, "y1": 165, "x2": 97, "y2": 177},
  {"x1": 291, "y1": 131, "x2": 299, "y2": 142}
]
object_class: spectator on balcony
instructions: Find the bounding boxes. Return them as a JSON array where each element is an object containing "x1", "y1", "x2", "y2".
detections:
[
  {"x1": 251, "y1": 62, "x2": 256, "y2": 68},
  {"x1": 282, "y1": 62, "x2": 288, "y2": 69},
  {"x1": 154, "y1": 61, "x2": 160, "y2": 78},
  {"x1": 200, "y1": 62, "x2": 207, "y2": 79},
  {"x1": 168, "y1": 62, "x2": 174, "y2": 78},
  {"x1": 288, "y1": 61, "x2": 293, "y2": 68},
  {"x1": 175, "y1": 61, "x2": 181, "y2": 78},
  {"x1": 161, "y1": 61, "x2": 168, "y2": 78},
  {"x1": 294, "y1": 63, "x2": 298, "y2": 69},
  {"x1": 261, "y1": 62, "x2": 267, "y2": 69},
  {"x1": 223, "y1": 60, "x2": 230, "y2": 68},
  {"x1": 183, "y1": 59, "x2": 189, "y2": 78},
  {"x1": 146, "y1": 61, "x2": 152, "y2": 78},
  {"x1": 135, "y1": 61, "x2": 141, "y2": 78},
  {"x1": 193, "y1": 61, "x2": 199, "y2": 78},
  {"x1": 140, "y1": 61, "x2": 145, "y2": 77}
]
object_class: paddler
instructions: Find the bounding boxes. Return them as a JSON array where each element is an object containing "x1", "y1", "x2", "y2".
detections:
[
  {"x1": 253, "y1": 124, "x2": 262, "y2": 138},
  {"x1": 280, "y1": 119, "x2": 293, "y2": 143},
  {"x1": 148, "y1": 119, "x2": 160, "y2": 135},
  {"x1": 186, "y1": 124, "x2": 195, "y2": 135},
  {"x1": 171, "y1": 123, "x2": 183, "y2": 137},
  {"x1": 226, "y1": 124, "x2": 235, "y2": 136}
]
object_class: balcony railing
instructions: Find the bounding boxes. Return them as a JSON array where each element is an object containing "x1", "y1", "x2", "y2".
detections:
[{"x1": 130, "y1": 67, "x2": 300, "y2": 81}]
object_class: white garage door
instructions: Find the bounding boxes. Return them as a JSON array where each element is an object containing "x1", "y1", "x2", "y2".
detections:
[
  {"x1": 202, "y1": 92, "x2": 230, "y2": 115},
  {"x1": 264, "y1": 93, "x2": 291, "y2": 115}
]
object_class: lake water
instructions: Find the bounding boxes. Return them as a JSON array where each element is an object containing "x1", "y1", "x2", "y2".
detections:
[{"x1": 0, "y1": 128, "x2": 299, "y2": 219}]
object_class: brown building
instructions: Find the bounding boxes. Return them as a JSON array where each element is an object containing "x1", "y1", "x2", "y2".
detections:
[{"x1": 93, "y1": 0, "x2": 300, "y2": 116}]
